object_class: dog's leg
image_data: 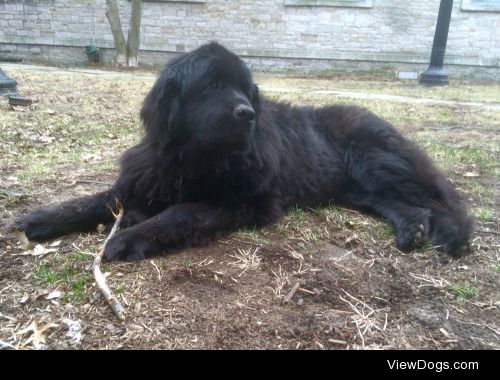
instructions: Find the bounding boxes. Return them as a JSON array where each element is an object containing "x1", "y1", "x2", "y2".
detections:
[
  {"x1": 372, "y1": 200, "x2": 432, "y2": 252},
  {"x1": 345, "y1": 190, "x2": 472, "y2": 256},
  {"x1": 342, "y1": 138, "x2": 472, "y2": 256},
  {"x1": 427, "y1": 208, "x2": 472, "y2": 257},
  {"x1": 15, "y1": 190, "x2": 115, "y2": 242},
  {"x1": 103, "y1": 202, "x2": 245, "y2": 262},
  {"x1": 341, "y1": 192, "x2": 431, "y2": 252},
  {"x1": 379, "y1": 200, "x2": 471, "y2": 256}
]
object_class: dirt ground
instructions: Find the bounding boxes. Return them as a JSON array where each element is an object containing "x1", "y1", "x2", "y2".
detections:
[{"x1": 0, "y1": 65, "x2": 498, "y2": 350}]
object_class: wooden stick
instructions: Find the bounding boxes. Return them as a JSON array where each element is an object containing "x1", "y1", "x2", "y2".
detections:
[
  {"x1": 92, "y1": 198, "x2": 125, "y2": 321},
  {"x1": 297, "y1": 287, "x2": 317, "y2": 296},
  {"x1": 283, "y1": 282, "x2": 301, "y2": 303}
]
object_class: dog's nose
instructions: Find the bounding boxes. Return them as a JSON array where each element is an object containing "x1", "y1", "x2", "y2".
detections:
[{"x1": 233, "y1": 104, "x2": 255, "y2": 123}]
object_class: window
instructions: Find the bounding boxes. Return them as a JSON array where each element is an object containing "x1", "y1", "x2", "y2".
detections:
[
  {"x1": 284, "y1": 0, "x2": 372, "y2": 8},
  {"x1": 461, "y1": 0, "x2": 500, "y2": 12}
]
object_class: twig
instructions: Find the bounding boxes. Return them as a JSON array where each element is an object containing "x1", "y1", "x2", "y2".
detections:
[
  {"x1": 283, "y1": 282, "x2": 301, "y2": 303},
  {"x1": 477, "y1": 229, "x2": 500, "y2": 236},
  {"x1": 73, "y1": 180, "x2": 113, "y2": 187},
  {"x1": 92, "y1": 198, "x2": 125, "y2": 321},
  {"x1": 426, "y1": 125, "x2": 464, "y2": 131},
  {"x1": 486, "y1": 324, "x2": 500, "y2": 337},
  {"x1": 328, "y1": 339, "x2": 348, "y2": 345},
  {"x1": 298, "y1": 287, "x2": 316, "y2": 296}
]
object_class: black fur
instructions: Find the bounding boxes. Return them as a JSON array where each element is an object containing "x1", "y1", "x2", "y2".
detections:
[{"x1": 16, "y1": 42, "x2": 473, "y2": 261}]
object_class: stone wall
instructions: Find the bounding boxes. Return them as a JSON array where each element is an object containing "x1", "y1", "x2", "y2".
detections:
[{"x1": 0, "y1": 0, "x2": 499, "y2": 79}]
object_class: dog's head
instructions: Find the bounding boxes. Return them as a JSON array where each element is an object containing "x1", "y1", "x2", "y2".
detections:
[{"x1": 141, "y1": 42, "x2": 261, "y2": 155}]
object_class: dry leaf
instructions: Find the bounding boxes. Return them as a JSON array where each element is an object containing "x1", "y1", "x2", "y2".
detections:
[
  {"x1": 31, "y1": 244, "x2": 58, "y2": 256},
  {"x1": 345, "y1": 233, "x2": 359, "y2": 244},
  {"x1": 16, "y1": 230, "x2": 32, "y2": 250},
  {"x1": 463, "y1": 172, "x2": 480, "y2": 177},
  {"x1": 19, "y1": 293, "x2": 30, "y2": 304},
  {"x1": 439, "y1": 327, "x2": 453, "y2": 338},
  {"x1": 18, "y1": 317, "x2": 59, "y2": 349},
  {"x1": 6, "y1": 176, "x2": 20, "y2": 185},
  {"x1": 63, "y1": 319, "x2": 82, "y2": 345},
  {"x1": 33, "y1": 244, "x2": 45, "y2": 256},
  {"x1": 43, "y1": 291, "x2": 63, "y2": 300}
]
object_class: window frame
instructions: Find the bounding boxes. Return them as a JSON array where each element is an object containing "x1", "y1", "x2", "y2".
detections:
[
  {"x1": 133, "y1": 0, "x2": 206, "y2": 3},
  {"x1": 283, "y1": 0, "x2": 373, "y2": 8},
  {"x1": 461, "y1": 0, "x2": 500, "y2": 12}
]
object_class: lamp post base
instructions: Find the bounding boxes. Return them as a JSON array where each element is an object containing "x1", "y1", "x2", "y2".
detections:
[
  {"x1": 419, "y1": 66, "x2": 449, "y2": 86},
  {"x1": 0, "y1": 68, "x2": 17, "y2": 96}
]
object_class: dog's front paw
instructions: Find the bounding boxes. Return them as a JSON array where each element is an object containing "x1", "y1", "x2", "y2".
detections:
[
  {"x1": 103, "y1": 232, "x2": 153, "y2": 262},
  {"x1": 15, "y1": 212, "x2": 60, "y2": 242}
]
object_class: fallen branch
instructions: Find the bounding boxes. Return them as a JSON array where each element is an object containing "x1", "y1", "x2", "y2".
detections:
[{"x1": 92, "y1": 198, "x2": 125, "y2": 320}]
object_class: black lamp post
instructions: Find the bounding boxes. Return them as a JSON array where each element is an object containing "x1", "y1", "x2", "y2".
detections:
[
  {"x1": 0, "y1": 68, "x2": 17, "y2": 95},
  {"x1": 420, "y1": 0, "x2": 454, "y2": 86}
]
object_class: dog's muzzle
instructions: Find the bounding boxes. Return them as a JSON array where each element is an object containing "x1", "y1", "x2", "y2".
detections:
[{"x1": 233, "y1": 104, "x2": 255, "y2": 124}]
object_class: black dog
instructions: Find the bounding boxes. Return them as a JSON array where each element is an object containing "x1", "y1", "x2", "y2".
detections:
[{"x1": 16, "y1": 42, "x2": 472, "y2": 261}]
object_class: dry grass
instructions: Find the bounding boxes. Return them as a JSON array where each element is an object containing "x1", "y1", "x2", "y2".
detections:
[
  {"x1": 0, "y1": 64, "x2": 498, "y2": 350},
  {"x1": 227, "y1": 247, "x2": 262, "y2": 277}
]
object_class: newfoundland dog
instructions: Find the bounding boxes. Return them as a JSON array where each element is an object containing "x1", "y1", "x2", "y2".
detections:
[{"x1": 16, "y1": 42, "x2": 472, "y2": 261}]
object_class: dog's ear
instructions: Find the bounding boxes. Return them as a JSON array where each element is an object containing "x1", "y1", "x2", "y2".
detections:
[
  {"x1": 251, "y1": 84, "x2": 262, "y2": 120},
  {"x1": 140, "y1": 70, "x2": 180, "y2": 144}
]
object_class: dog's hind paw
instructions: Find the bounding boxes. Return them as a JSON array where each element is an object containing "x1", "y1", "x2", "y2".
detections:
[
  {"x1": 395, "y1": 216, "x2": 430, "y2": 252},
  {"x1": 443, "y1": 241, "x2": 471, "y2": 258}
]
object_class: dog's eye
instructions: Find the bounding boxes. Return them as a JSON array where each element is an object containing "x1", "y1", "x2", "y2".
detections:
[{"x1": 208, "y1": 81, "x2": 221, "y2": 90}]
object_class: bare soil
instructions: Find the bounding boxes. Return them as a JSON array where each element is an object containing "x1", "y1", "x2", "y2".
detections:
[{"x1": 0, "y1": 66, "x2": 498, "y2": 350}]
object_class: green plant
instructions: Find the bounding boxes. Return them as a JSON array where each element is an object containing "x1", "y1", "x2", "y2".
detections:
[
  {"x1": 472, "y1": 208, "x2": 495, "y2": 222},
  {"x1": 449, "y1": 282, "x2": 478, "y2": 301},
  {"x1": 180, "y1": 258, "x2": 193, "y2": 267}
]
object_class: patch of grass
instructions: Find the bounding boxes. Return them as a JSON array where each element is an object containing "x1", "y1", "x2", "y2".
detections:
[
  {"x1": 491, "y1": 264, "x2": 500, "y2": 273},
  {"x1": 316, "y1": 205, "x2": 344, "y2": 225},
  {"x1": 235, "y1": 229, "x2": 270, "y2": 246},
  {"x1": 180, "y1": 258, "x2": 193, "y2": 268},
  {"x1": 0, "y1": 189, "x2": 26, "y2": 207},
  {"x1": 472, "y1": 208, "x2": 495, "y2": 222},
  {"x1": 35, "y1": 264, "x2": 58, "y2": 284},
  {"x1": 71, "y1": 250, "x2": 94, "y2": 263},
  {"x1": 371, "y1": 221, "x2": 394, "y2": 239},
  {"x1": 461, "y1": 178, "x2": 494, "y2": 198},
  {"x1": 21, "y1": 159, "x2": 53, "y2": 180},
  {"x1": 300, "y1": 228, "x2": 319, "y2": 243},
  {"x1": 449, "y1": 282, "x2": 478, "y2": 301},
  {"x1": 113, "y1": 282, "x2": 126, "y2": 295},
  {"x1": 304, "y1": 246, "x2": 315, "y2": 256},
  {"x1": 66, "y1": 273, "x2": 93, "y2": 302},
  {"x1": 288, "y1": 205, "x2": 306, "y2": 220},
  {"x1": 264, "y1": 90, "x2": 500, "y2": 131},
  {"x1": 34, "y1": 253, "x2": 93, "y2": 302},
  {"x1": 415, "y1": 137, "x2": 498, "y2": 174},
  {"x1": 255, "y1": 75, "x2": 500, "y2": 104}
]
